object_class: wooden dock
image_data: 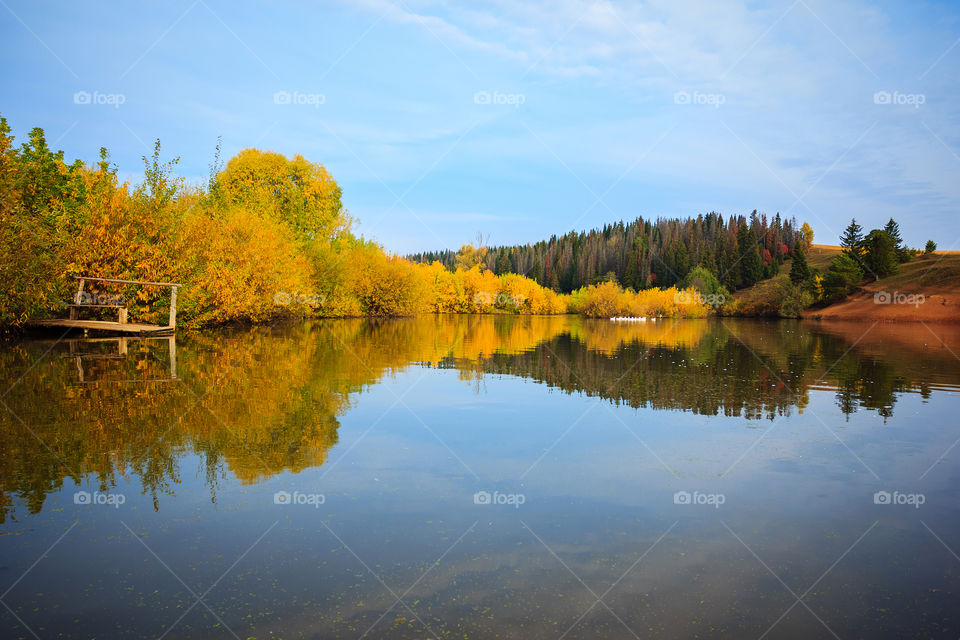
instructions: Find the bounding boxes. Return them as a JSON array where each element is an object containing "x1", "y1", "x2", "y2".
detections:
[
  {"x1": 30, "y1": 276, "x2": 181, "y2": 336},
  {"x1": 32, "y1": 318, "x2": 175, "y2": 335}
]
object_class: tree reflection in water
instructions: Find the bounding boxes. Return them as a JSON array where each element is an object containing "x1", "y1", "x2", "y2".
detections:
[{"x1": 2, "y1": 316, "x2": 958, "y2": 521}]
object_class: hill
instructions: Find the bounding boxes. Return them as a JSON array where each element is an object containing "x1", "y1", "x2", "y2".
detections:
[
  {"x1": 808, "y1": 251, "x2": 960, "y2": 323},
  {"x1": 728, "y1": 245, "x2": 960, "y2": 322}
]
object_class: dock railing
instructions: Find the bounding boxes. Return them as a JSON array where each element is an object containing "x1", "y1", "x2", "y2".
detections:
[{"x1": 73, "y1": 277, "x2": 181, "y2": 328}]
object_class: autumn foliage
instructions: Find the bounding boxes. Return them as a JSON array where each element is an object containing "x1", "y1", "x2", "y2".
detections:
[
  {"x1": 568, "y1": 281, "x2": 710, "y2": 318},
  {"x1": 0, "y1": 116, "x2": 721, "y2": 329}
]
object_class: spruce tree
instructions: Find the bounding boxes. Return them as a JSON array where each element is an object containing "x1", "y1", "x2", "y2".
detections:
[
  {"x1": 884, "y1": 218, "x2": 908, "y2": 263},
  {"x1": 840, "y1": 218, "x2": 864, "y2": 262},
  {"x1": 739, "y1": 226, "x2": 763, "y2": 287},
  {"x1": 862, "y1": 229, "x2": 898, "y2": 279},
  {"x1": 531, "y1": 255, "x2": 543, "y2": 283},
  {"x1": 789, "y1": 243, "x2": 810, "y2": 284},
  {"x1": 883, "y1": 218, "x2": 902, "y2": 247}
]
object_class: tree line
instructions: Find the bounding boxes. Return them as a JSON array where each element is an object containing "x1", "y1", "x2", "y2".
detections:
[
  {"x1": 410, "y1": 211, "x2": 808, "y2": 293},
  {"x1": 0, "y1": 115, "x2": 716, "y2": 328}
]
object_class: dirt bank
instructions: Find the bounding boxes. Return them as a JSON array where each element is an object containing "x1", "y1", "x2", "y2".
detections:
[{"x1": 806, "y1": 252, "x2": 960, "y2": 323}]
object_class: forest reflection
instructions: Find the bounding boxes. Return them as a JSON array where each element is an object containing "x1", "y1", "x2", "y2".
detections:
[{"x1": 2, "y1": 316, "x2": 958, "y2": 521}]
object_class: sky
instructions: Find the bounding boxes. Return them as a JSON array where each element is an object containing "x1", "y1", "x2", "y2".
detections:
[{"x1": 1, "y1": 0, "x2": 958, "y2": 254}]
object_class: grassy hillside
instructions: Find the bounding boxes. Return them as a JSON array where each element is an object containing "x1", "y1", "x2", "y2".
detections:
[
  {"x1": 811, "y1": 251, "x2": 960, "y2": 323},
  {"x1": 727, "y1": 245, "x2": 960, "y2": 321},
  {"x1": 725, "y1": 244, "x2": 841, "y2": 316}
]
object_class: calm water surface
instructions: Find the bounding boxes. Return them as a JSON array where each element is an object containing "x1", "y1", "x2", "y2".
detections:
[{"x1": 1, "y1": 316, "x2": 959, "y2": 639}]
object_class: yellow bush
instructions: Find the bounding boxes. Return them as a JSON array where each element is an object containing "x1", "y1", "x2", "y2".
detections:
[
  {"x1": 179, "y1": 207, "x2": 314, "y2": 327},
  {"x1": 570, "y1": 282, "x2": 711, "y2": 318},
  {"x1": 349, "y1": 243, "x2": 430, "y2": 316}
]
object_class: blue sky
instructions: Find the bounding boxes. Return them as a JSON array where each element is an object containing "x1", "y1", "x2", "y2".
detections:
[{"x1": 1, "y1": 0, "x2": 958, "y2": 254}]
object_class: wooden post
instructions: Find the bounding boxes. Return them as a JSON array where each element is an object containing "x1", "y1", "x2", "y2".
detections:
[
  {"x1": 118, "y1": 307, "x2": 128, "y2": 324},
  {"x1": 168, "y1": 337, "x2": 178, "y2": 379},
  {"x1": 71, "y1": 279, "x2": 85, "y2": 320},
  {"x1": 168, "y1": 286, "x2": 178, "y2": 328}
]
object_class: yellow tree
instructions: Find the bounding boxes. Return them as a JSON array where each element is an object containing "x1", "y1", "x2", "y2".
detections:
[
  {"x1": 454, "y1": 232, "x2": 490, "y2": 271},
  {"x1": 801, "y1": 222, "x2": 814, "y2": 249},
  {"x1": 217, "y1": 149, "x2": 348, "y2": 242}
]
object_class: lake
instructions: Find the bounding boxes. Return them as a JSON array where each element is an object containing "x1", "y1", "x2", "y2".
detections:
[{"x1": 2, "y1": 316, "x2": 959, "y2": 639}]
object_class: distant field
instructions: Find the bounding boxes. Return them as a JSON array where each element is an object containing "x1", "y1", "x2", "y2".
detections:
[{"x1": 807, "y1": 244, "x2": 842, "y2": 270}]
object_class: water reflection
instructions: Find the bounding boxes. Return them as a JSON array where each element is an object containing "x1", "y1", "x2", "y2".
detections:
[
  {"x1": 1, "y1": 316, "x2": 958, "y2": 522},
  {"x1": 3, "y1": 316, "x2": 960, "y2": 639}
]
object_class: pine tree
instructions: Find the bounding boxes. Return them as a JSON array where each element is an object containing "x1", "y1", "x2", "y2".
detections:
[
  {"x1": 883, "y1": 218, "x2": 908, "y2": 263},
  {"x1": 495, "y1": 250, "x2": 510, "y2": 275},
  {"x1": 883, "y1": 218, "x2": 902, "y2": 247},
  {"x1": 738, "y1": 224, "x2": 763, "y2": 287},
  {"x1": 789, "y1": 243, "x2": 810, "y2": 284},
  {"x1": 862, "y1": 229, "x2": 898, "y2": 279},
  {"x1": 674, "y1": 240, "x2": 690, "y2": 281},
  {"x1": 699, "y1": 247, "x2": 717, "y2": 274},
  {"x1": 531, "y1": 255, "x2": 543, "y2": 283},
  {"x1": 840, "y1": 219, "x2": 864, "y2": 263},
  {"x1": 624, "y1": 243, "x2": 639, "y2": 290}
]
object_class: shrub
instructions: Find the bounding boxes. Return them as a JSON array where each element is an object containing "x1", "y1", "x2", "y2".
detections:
[{"x1": 821, "y1": 254, "x2": 863, "y2": 302}]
